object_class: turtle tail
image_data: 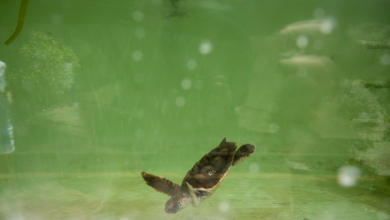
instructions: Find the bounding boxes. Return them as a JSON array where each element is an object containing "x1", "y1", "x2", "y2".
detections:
[{"x1": 141, "y1": 171, "x2": 181, "y2": 196}]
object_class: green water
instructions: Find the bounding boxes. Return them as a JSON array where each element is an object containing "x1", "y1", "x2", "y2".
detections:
[{"x1": 0, "y1": 0, "x2": 389, "y2": 219}]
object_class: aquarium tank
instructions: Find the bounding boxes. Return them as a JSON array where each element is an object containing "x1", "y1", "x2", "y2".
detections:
[{"x1": 0, "y1": 0, "x2": 389, "y2": 219}]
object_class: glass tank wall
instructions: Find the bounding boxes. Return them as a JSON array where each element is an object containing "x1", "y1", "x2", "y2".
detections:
[{"x1": 0, "y1": 0, "x2": 389, "y2": 219}]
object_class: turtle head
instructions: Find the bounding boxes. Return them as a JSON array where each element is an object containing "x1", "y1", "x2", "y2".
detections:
[{"x1": 165, "y1": 194, "x2": 191, "y2": 214}]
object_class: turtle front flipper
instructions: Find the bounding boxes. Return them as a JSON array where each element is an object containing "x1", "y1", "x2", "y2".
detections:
[
  {"x1": 232, "y1": 144, "x2": 255, "y2": 166},
  {"x1": 141, "y1": 171, "x2": 181, "y2": 196},
  {"x1": 186, "y1": 182, "x2": 200, "y2": 207}
]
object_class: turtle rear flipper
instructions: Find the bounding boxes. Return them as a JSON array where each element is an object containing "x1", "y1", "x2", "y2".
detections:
[
  {"x1": 141, "y1": 171, "x2": 181, "y2": 196},
  {"x1": 232, "y1": 144, "x2": 255, "y2": 166}
]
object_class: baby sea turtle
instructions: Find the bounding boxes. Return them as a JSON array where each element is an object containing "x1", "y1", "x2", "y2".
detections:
[{"x1": 141, "y1": 138, "x2": 255, "y2": 214}]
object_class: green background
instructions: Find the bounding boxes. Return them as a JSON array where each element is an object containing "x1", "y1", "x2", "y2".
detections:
[{"x1": 0, "y1": 0, "x2": 389, "y2": 219}]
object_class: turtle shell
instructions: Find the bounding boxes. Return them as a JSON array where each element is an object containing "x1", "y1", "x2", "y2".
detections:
[{"x1": 182, "y1": 138, "x2": 236, "y2": 190}]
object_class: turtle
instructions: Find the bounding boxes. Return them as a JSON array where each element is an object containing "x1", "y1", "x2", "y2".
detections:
[{"x1": 141, "y1": 137, "x2": 255, "y2": 214}]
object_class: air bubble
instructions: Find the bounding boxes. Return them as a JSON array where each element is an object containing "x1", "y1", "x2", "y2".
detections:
[
  {"x1": 297, "y1": 66, "x2": 307, "y2": 77},
  {"x1": 199, "y1": 39, "x2": 213, "y2": 54},
  {"x1": 175, "y1": 97, "x2": 186, "y2": 107},
  {"x1": 181, "y1": 79, "x2": 192, "y2": 90},
  {"x1": 249, "y1": 163, "x2": 259, "y2": 173},
  {"x1": 380, "y1": 53, "x2": 390, "y2": 66},
  {"x1": 187, "y1": 60, "x2": 198, "y2": 70},
  {"x1": 320, "y1": 20, "x2": 334, "y2": 34},
  {"x1": 218, "y1": 202, "x2": 229, "y2": 212},
  {"x1": 135, "y1": 28, "x2": 145, "y2": 39},
  {"x1": 132, "y1": 11, "x2": 144, "y2": 22},
  {"x1": 132, "y1": 51, "x2": 143, "y2": 61},
  {"x1": 313, "y1": 8, "x2": 325, "y2": 19},
  {"x1": 296, "y1": 35, "x2": 308, "y2": 48},
  {"x1": 51, "y1": 14, "x2": 63, "y2": 25},
  {"x1": 338, "y1": 165, "x2": 361, "y2": 187}
]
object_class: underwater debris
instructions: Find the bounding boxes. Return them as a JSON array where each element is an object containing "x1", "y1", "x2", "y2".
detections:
[
  {"x1": 355, "y1": 40, "x2": 390, "y2": 49},
  {"x1": 164, "y1": 10, "x2": 188, "y2": 20},
  {"x1": 269, "y1": 19, "x2": 339, "y2": 57},
  {"x1": 355, "y1": 142, "x2": 390, "y2": 176},
  {"x1": 5, "y1": 0, "x2": 29, "y2": 45},
  {"x1": 341, "y1": 79, "x2": 389, "y2": 141},
  {"x1": 163, "y1": 0, "x2": 187, "y2": 20},
  {"x1": 354, "y1": 80, "x2": 390, "y2": 89},
  {"x1": 349, "y1": 157, "x2": 363, "y2": 166},
  {"x1": 169, "y1": 0, "x2": 180, "y2": 9}
]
